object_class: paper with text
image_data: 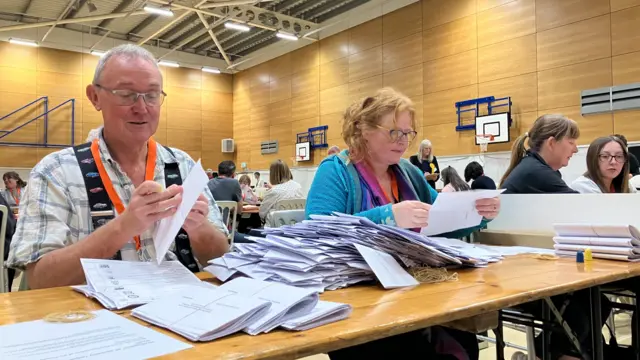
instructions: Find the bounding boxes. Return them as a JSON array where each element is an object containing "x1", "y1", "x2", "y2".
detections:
[
  {"x1": 155, "y1": 159, "x2": 209, "y2": 264},
  {"x1": 355, "y1": 243, "x2": 418, "y2": 289},
  {"x1": 0, "y1": 310, "x2": 191, "y2": 360},
  {"x1": 281, "y1": 300, "x2": 352, "y2": 331}
]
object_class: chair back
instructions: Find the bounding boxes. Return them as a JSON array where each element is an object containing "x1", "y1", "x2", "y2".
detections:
[
  {"x1": 266, "y1": 209, "x2": 305, "y2": 228},
  {"x1": 0, "y1": 205, "x2": 8, "y2": 293},
  {"x1": 275, "y1": 198, "x2": 306, "y2": 211},
  {"x1": 216, "y1": 201, "x2": 238, "y2": 246}
]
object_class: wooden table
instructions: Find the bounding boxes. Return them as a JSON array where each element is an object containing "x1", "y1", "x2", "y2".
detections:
[
  {"x1": 2, "y1": 256, "x2": 640, "y2": 360},
  {"x1": 242, "y1": 205, "x2": 260, "y2": 214}
]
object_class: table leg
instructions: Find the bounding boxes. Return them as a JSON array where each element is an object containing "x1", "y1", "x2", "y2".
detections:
[
  {"x1": 590, "y1": 286, "x2": 604, "y2": 360},
  {"x1": 494, "y1": 316, "x2": 505, "y2": 360},
  {"x1": 541, "y1": 299, "x2": 552, "y2": 360},
  {"x1": 633, "y1": 282, "x2": 640, "y2": 360}
]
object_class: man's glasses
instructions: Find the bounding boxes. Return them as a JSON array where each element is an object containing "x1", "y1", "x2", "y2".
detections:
[
  {"x1": 375, "y1": 125, "x2": 417, "y2": 143},
  {"x1": 94, "y1": 84, "x2": 166, "y2": 107}
]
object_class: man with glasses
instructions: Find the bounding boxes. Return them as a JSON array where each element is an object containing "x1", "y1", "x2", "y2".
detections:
[{"x1": 7, "y1": 44, "x2": 229, "y2": 289}]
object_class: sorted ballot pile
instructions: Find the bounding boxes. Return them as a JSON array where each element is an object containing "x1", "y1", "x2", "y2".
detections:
[
  {"x1": 554, "y1": 223, "x2": 640, "y2": 262},
  {"x1": 206, "y1": 213, "x2": 495, "y2": 291}
]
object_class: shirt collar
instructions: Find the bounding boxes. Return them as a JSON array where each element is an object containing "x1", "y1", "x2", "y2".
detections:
[{"x1": 97, "y1": 128, "x2": 171, "y2": 168}]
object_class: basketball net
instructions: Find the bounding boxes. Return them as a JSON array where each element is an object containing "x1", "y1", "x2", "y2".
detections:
[{"x1": 476, "y1": 134, "x2": 494, "y2": 153}]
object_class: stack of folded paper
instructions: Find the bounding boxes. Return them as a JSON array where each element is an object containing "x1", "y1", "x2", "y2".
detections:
[{"x1": 553, "y1": 223, "x2": 640, "y2": 261}]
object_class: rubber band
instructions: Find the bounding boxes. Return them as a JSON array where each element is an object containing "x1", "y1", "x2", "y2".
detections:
[{"x1": 409, "y1": 267, "x2": 458, "y2": 284}]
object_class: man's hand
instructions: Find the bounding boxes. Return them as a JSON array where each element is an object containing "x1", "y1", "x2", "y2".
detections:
[
  {"x1": 118, "y1": 182, "x2": 182, "y2": 240},
  {"x1": 183, "y1": 194, "x2": 210, "y2": 233}
]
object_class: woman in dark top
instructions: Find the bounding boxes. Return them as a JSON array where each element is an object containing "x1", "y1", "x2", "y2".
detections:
[
  {"x1": 409, "y1": 139, "x2": 439, "y2": 189},
  {"x1": 500, "y1": 114, "x2": 580, "y2": 194},
  {"x1": 464, "y1": 161, "x2": 496, "y2": 190}
]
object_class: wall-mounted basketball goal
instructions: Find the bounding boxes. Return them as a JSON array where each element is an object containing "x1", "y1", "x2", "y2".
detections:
[
  {"x1": 295, "y1": 125, "x2": 328, "y2": 164},
  {"x1": 455, "y1": 96, "x2": 512, "y2": 152}
]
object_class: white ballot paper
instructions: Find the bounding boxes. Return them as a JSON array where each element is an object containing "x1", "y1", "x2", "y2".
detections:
[
  {"x1": 421, "y1": 189, "x2": 505, "y2": 236},
  {"x1": 355, "y1": 243, "x2": 418, "y2": 289},
  {"x1": 0, "y1": 310, "x2": 191, "y2": 360},
  {"x1": 76, "y1": 258, "x2": 203, "y2": 309},
  {"x1": 155, "y1": 159, "x2": 209, "y2": 264},
  {"x1": 281, "y1": 300, "x2": 353, "y2": 331},
  {"x1": 218, "y1": 277, "x2": 319, "y2": 335},
  {"x1": 131, "y1": 285, "x2": 272, "y2": 342}
]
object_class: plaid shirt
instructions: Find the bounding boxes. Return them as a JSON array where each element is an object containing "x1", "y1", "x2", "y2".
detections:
[{"x1": 7, "y1": 133, "x2": 228, "y2": 271}]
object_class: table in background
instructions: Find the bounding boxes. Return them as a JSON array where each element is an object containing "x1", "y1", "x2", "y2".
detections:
[{"x1": 2, "y1": 257, "x2": 639, "y2": 360}]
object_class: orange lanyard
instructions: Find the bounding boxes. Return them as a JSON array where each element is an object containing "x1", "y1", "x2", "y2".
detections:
[
  {"x1": 381, "y1": 171, "x2": 399, "y2": 204},
  {"x1": 90, "y1": 138, "x2": 157, "y2": 250},
  {"x1": 10, "y1": 188, "x2": 20, "y2": 206}
]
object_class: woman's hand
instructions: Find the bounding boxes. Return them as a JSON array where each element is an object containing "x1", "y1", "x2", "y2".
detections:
[
  {"x1": 425, "y1": 173, "x2": 438, "y2": 181},
  {"x1": 392, "y1": 201, "x2": 431, "y2": 228},
  {"x1": 475, "y1": 197, "x2": 500, "y2": 220}
]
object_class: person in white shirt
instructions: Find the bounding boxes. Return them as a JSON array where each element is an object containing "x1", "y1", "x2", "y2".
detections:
[
  {"x1": 571, "y1": 136, "x2": 637, "y2": 194},
  {"x1": 259, "y1": 160, "x2": 304, "y2": 222}
]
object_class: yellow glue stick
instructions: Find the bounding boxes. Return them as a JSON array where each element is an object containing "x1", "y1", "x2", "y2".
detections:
[{"x1": 584, "y1": 248, "x2": 593, "y2": 261}]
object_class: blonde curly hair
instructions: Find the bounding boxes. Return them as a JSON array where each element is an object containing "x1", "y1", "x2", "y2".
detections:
[{"x1": 341, "y1": 88, "x2": 415, "y2": 163}]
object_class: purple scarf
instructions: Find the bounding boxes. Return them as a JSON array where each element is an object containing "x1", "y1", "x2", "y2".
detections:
[{"x1": 354, "y1": 162, "x2": 418, "y2": 209}]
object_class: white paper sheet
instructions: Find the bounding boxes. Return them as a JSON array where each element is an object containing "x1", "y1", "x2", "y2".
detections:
[
  {"x1": 554, "y1": 223, "x2": 640, "y2": 239},
  {"x1": 281, "y1": 300, "x2": 352, "y2": 331},
  {"x1": 354, "y1": 243, "x2": 418, "y2": 289},
  {"x1": 553, "y1": 236, "x2": 640, "y2": 247},
  {"x1": 155, "y1": 159, "x2": 209, "y2": 264},
  {"x1": 421, "y1": 189, "x2": 504, "y2": 236},
  {"x1": 0, "y1": 310, "x2": 191, "y2": 360}
]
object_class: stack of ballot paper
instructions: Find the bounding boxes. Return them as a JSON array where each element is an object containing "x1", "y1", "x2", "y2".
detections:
[
  {"x1": 553, "y1": 223, "x2": 640, "y2": 261},
  {"x1": 206, "y1": 213, "x2": 502, "y2": 291},
  {"x1": 74, "y1": 259, "x2": 208, "y2": 309},
  {"x1": 131, "y1": 278, "x2": 352, "y2": 341}
]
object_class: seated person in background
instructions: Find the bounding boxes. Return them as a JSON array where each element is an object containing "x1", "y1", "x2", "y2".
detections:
[
  {"x1": 239, "y1": 174, "x2": 259, "y2": 204},
  {"x1": 0, "y1": 192, "x2": 16, "y2": 291},
  {"x1": 7, "y1": 44, "x2": 229, "y2": 289},
  {"x1": 409, "y1": 139, "x2": 439, "y2": 189},
  {"x1": 2, "y1": 171, "x2": 27, "y2": 210},
  {"x1": 500, "y1": 114, "x2": 580, "y2": 194},
  {"x1": 464, "y1": 161, "x2": 496, "y2": 190},
  {"x1": 441, "y1": 166, "x2": 470, "y2": 192},
  {"x1": 254, "y1": 171, "x2": 271, "y2": 190},
  {"x1": 259, "y1": 160, "x2": 303, "y2": 223},
  {"x1": 306, "y1": 88, "x2": 500, "y2": 360},
  {"x1": 206, "y1": 168, "x2": 214, "y2": 179},
  {"x1": 613, "y1": 133, "x2": 640, "y2": 177},
  {"x1": 327, "y1": 145, "x2": 340, "y2": 156},
  {"x1": 572, "y1": 136, "x2": 636, "y2": 193},
  {"x1": 208, "y1": 160, "x2": 243, "y2": 212}
]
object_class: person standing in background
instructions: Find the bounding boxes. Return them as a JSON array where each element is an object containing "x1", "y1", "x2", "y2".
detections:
[
  {"x1": 409, "y1": 139, "x2": 439, "y2": 189},
  {"x1": 2, "y1": 172, "x2": 27, "y2": 209},
  {"x1": 613, "y1": 134, "x2": 640, "y2": 177},
  {"x1": 327, "y1": 145, "x2": 340, "y2": 156}
]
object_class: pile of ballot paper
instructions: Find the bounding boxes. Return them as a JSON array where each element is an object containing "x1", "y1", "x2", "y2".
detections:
[
  {"x1": 206, "y1": 212, "x2": 511, "y2": 291},
  {"x1": 553, "y1": 223, "x2": 640, "y2": 261}
]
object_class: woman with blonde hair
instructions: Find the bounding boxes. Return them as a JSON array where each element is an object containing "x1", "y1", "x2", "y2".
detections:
[
  {"x1": 409, "y1": 139, "x2": 439, "y2": 188},
  {"x1": 238, "y1": 174, "x2": 260, "y2": 204},
  {"x1": 500, "y1": 114, "x2": 580, "y2": 193},
  {"x1": 306, "y1": 88, "x2": 501, "y2": 359},
  {"x1": 259, "y1": 160, "x2": 303, "y2": 222}
]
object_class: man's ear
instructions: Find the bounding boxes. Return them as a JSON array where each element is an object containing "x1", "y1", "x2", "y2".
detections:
[{"x1": 86, "y1": 84, "x2": 101, "y2": 111}]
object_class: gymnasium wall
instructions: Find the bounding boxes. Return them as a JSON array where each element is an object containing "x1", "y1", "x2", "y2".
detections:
[
  {"x1": 0, "y1": 42, "x2": 233, "y2": 170},
  {"x1": 233, "y1": 0, "x2": 640, "y2": 170}
]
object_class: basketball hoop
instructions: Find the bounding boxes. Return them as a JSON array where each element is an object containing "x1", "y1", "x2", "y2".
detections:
[
  {"x1": 476, "y1": 134, "x2": 494, "y2": 153},
  {"x1": 292, "y1": 155, "x2": 304, "y2": 167}
]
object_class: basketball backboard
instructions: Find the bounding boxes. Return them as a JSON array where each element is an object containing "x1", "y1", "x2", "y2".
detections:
[
  {"x1": 475, "y1": 113, "x2": 510, "y2": 145},
  {"x1": 295, "y1": 142, "x2": 311, "y2": 161}
]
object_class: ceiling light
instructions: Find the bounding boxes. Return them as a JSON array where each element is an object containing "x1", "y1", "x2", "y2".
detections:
[
  {"x1": 202, "y1": 67, "x2": 221, "y2": 74},
  {"x1": 87, "y1": 0, "x2": 98, "y2": 12},
  {"x1": 276, "y1": 31, "x2": 298, "y2": 41},
  {"x1": 158, "y1": 60, "x2": 179, "y2": 68},
  {"x1": 225, "y1": 22, "x2": 251, "y2": 32},
  {"x1": 144, "y1": 5, "x2": 174, "y2": 17},
  {"x1": 90, "y1": 50, "x2": 105, "y2": 57},
  {"x1": 9, "y1": 38, "x2": 38, "y2": 47}
]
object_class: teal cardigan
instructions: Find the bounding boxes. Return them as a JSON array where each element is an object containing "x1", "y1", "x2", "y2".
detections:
[{"x1": 305, "y1": 150, "x2": 487, "y2": 239}]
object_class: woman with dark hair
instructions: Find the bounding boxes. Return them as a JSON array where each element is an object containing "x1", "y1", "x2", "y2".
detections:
[
  {"x1": 464, "y1": 162, "x2": 496, "y2": 190},
  {"x1": 441, "y1": 167, "x2": 470, "y2": 192},
  {"x1": 2, "y1": 171, "x2": 27, "y2": 208},
  {"x1": 571, "y1": 136, "x2": 636, "y2": 193}
]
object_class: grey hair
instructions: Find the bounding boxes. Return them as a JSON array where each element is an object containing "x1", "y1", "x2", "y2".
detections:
[
  {"x1": 417, "y1": 139, "x2": 433, "y2": 163},
  {"x1": 92, "y1": 44, "x2": 159, "y2": 84}
]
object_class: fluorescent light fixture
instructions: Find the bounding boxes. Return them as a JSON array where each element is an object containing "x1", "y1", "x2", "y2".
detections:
[
  {"x1": 143, "y1": 5, "x2": 174, "y2": 17},
  {"x1": 225, "y1": 22, "x2": 251, "y2": 32},
  {"x1": 158, "y1": 60, "x2": 179, "y2": 68},
  {"x1": 202, "y1": 67, "x2": 221, "y2": 74},
  {"x1": 276, "y1": 31, "x2": 298, "y2": 41},
  {"x1": 9, "y1": 38, "x2": 38, "y2": 47},
  {"x1": 90, "y1": 50, "x2": 105, "y2": 57}
]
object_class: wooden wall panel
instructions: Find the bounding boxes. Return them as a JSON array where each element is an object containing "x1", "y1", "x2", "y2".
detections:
[
  {"x1": 612, "y1": 51, "x2": 640, "y2": 84},
  {"x1": 382, "y1": 33, "x2": 423, "y2": 73},
  {"x1": 537, "y1": 58, "x2": 612, "y2": 110},
  {"x1": 320, "y1": 84, "x2": 349, "y2": 115},
  {"x1": 478, "y1": 34, "x2": 537, "y2": 83},
  {"x1": 202, "y1": 73, "x2": 233, "y2": 93},
  {"x1": 537, "y1": 15, "x2": 611, "y2": 70},
  {"x1": 539, "y1": 107, "x2": 613, "y2": 145},
  {"x1": 268, "y1": 99, "x2": 292, "y2": 125},
  {"x1": 349, "y1": 18, "x2": 382, "y2": 55},
  {"x1": 613, "y1": 110, "x2": 640, "y2": 141},
  {"x1": 268, "y1": 53, "x2": 292, "y2": 81},
  {"x1": 291, "y1": 117, "x2": 320, "y2": 140},
  {"x1": 611, "y1": 6, "x2": 640, "y2": 56},
  {"x1": 422, "y1": 0, "x2": 477, "y2": 29},
  {"x1": 536, "y1": 0, "x2": 610, "y2": 32},
  {"x1": 37, "y1": 48, "x2": 82, "y2": 75},
  {"x1": 424, "y1": 49, "x2": 478, "y2": 93},
  {"x1": 270, "y1": 123, "x2": 293, "y2": 146},
  {"x1": 319, "y1": 57, "x2": 349, "y2": 91},
  {"x1": 422, "y1": 15, "x2": 477, "y2": 62},
  {"x1": 477, "y1": 0, "x2": 514, "y2": 12},
  {"x1": 0, "y1": 67, "x2": 37, "y2": 94},
  {"x1": 290, "y1": 42, "x2": 319, "y2": 74},
  {"x1": 319, "y1": 31, "x2": 350, "y2": 65},
  {"x1": 423, "y1": 85, "x2": 478, "y2": 126},
  {"x1": 382, "y1": 2, "x2": 423, "y2": 43},
  {"x1": 203, "y1": 112, "x2": 233, "y2": 134},
  {"x1": 478, "y1": 72, "x2": 538, "y2": 114},
  {"x1": 348, "y1": 75, "x2": 383, "y2": 103},
  {"x1": 166, "y1": 67, "x2": 202, "y2": 89},
  {"x1": 322, "y1": 112, "x2": 344, "y2": 142},
  {"x1": 477, "y1": 0, "x2": 535, "y2": 47},
  {"x1": 383, "y1": 64, "x2": 424, "y2": 98},
  {"x1": 250, "y1": 82, "x2": 270, "y2": 107},
  {"x1": 201, "y1": 91, "x2": 232, "y2": 113},
  {"x1": 292, "y1": 66, "x2": 320, "y2": 96},
  {"x1": 349, "y1": 46, "x2": 382, "y2": 82},
  {"x1": 0, "y1": 42, "x2": 37, "y2": 70},
  {"x1": 269, "y1": 76, "x2": 292, "y2": 103},
  {"x1": 291, "y1": 91, "x2": 319, "y2": 121},
  {"x1": 167, "y1": 108, "x2": 202, "y2": 130},
  {"x1": 167, "y1": 129, "x2": 203, "y2": 151},
  {"x1": 168, "y1": 87, "x2": 202, "y2": 110},
  {"x1": 611, "y1": 0, "x2": 640, "y2": 11}
]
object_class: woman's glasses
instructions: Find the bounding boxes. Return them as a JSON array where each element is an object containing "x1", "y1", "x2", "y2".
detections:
[
  {"x1": 599, "y1": 153, "x2": 626, "y2": 163},
  {"x1": 375, "y1": 125, "x2": 417, "y2": 143}
]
